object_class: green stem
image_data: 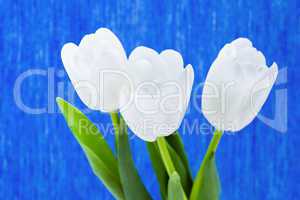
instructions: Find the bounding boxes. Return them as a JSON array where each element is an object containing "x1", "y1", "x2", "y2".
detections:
[
  {"x1": 199, "y1": 130, "x2": 223, "y2": 173},
  {"x1": 156, "y1": 137, "x2": 176, "y2": 176},
  {"x1": 208, "y1": 130, "x2": 223, "y2": 153},
  {"x1": 110, "y1": 112, "x2": 120, "y2": 153},
  {"x1": 157, "y1": 137, "x2": 188, "y2": 199},
  {"x1": 190, "y1": 130, "x2": 223, "y2": 199}
]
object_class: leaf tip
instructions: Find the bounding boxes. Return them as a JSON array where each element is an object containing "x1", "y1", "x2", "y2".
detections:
[
  {"x1": 56, "y1": 97, "x2": 63, "y2": 105},
  {"x1": 170, "y1": 171, "x2": 180, "y2": 180},
  {"x1": 56, "y1": 97, "x2": 67, "y2": 112}
]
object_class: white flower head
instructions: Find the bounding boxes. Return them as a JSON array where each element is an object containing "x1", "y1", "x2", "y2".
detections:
[
  {"x1": 120, "y1": 47, "x2": 194, "y2": 141},
  {"x1": 61, "y1": 28, "x2": 127, "y2": 112},
  {"x1": 202, "y1": 38, "x2": 278, "y2": 131},
  {"x1": 61, "y1": 28, "x2": 194, "y2": 141}
]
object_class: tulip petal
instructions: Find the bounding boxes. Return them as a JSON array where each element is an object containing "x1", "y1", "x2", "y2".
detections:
[
  {"x1": 61, "y1": 43, "x2": 84, "y2": 80},
  {"x1": 160, "y1": 49, "x2": 184, "y2": 78},
  {"x1": 129, "y1": 46, "x2": 169, "y2": 82},
  {"x1": 129, "y1": 46, "x2": 158, "y2": 61},
  {"x1": 61, "y1": 28, "x2": 128, "y2": 112},
  {"x1": 61, "y1": 43, "x2": 100, "y2": 110},
  {"x1": 235, "y1": 62, "x2": 278, "y2": 131},
  {"x1": 119, "y1": 83, "x2": 166, "y2": 141},
  {"x1": 126, "y1": 59, "x2": 156, "y2": 85},
  {"x1": 231, "y1": 37, "x2": 252, "y2": 48},
  {"x1": 120, "y1": 63, "x2": 194, "y2": 141},
  {"x1": 95, "y1": 28, "x2": 126, "y2": 55},
  {"x1": 257, "y1": 51, "x2": 267, "y2": 66}
]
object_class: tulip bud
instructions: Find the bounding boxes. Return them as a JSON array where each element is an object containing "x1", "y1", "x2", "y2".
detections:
[
  {"x1": 61, "y1": 28, "x2": 127, "y2": 112},
  {"x1": 120, "y1": 47, "x2": 194, "y2": 141},
  {"x1": 202, "y1": 38, "x2": 278, "y2": 131}
]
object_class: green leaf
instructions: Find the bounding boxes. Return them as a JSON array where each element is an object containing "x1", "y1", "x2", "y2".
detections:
[
  {"x1": 56, "y1": 97, "x2": 124, "y2": 200},
  {"x1": 148, "y1": 136, "x2": 192, "y2": 198},
  {"x1": 167, "y1": 172, "x2": 187, "y2": 200},
  {"x1": 190, "y1": 153, "x2": 220, "y2": 200},
  {"x1": 166, "y1": 142, "x2": 192, "y2": 196},
  {"x1": 117, "y1": 116, "x2": 152, "y2": 200},
  {"x1": 146, "y1": 142, "x2": 168, "y2": 200},
  {"x1": 190, "y1": 132, "x2": 222, "y2": 200},
  {"x1": 166, "y1": 132, "x2": 192, "y2": 180},
  {"x1": 166, "y1": 133, "x2": 191, "y2": 173}
]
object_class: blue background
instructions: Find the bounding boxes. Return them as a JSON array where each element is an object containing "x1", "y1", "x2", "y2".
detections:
[{"x1": 0, "y1": 0, "x2": 299, "y2": 199}]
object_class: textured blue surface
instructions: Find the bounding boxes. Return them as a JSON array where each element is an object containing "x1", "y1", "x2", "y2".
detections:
[{"x1": 0, "y1": 0, "x2": 299, "y2": 199}]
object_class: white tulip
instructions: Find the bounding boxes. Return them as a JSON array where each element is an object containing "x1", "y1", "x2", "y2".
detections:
[
  {"x1": 119, "y1": 47, "x2": 194, "y2": 141},
  {"x1": 61, "y1": 28, "x2": 127, "y2": 112},
  {"x1": 202, "y1": 38, "x2": 278, "y2": 132}
]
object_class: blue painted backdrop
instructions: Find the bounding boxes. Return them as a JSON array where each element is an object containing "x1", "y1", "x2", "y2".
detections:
[{"x1": 0, "y1": 0, "x2": 299, "y2": 199}]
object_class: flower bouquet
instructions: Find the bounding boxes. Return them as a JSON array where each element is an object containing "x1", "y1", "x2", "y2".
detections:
[{"x1": 57, "y1": 28, "x2": 278, "y2": 200}]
